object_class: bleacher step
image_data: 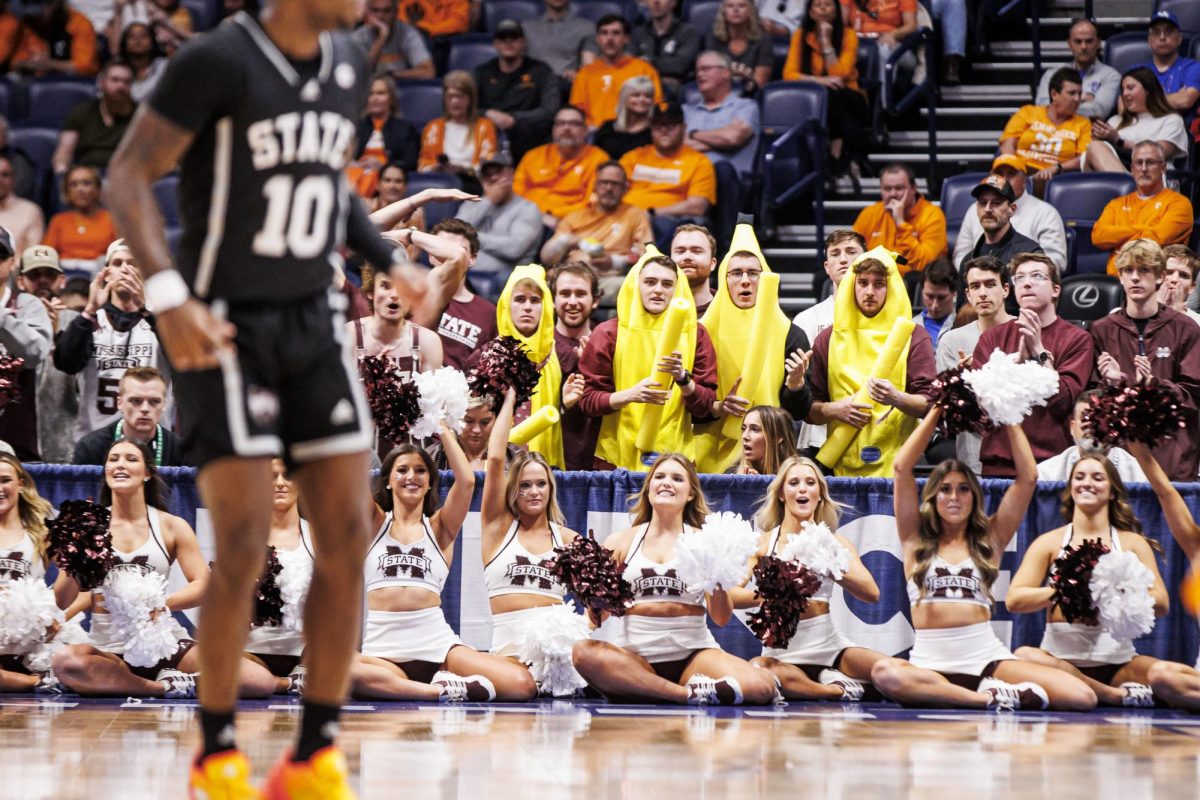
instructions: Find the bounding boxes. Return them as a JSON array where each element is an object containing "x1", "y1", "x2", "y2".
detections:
[{"x1": 940, "y1": 85, "x2": 1031, "y2": 103}]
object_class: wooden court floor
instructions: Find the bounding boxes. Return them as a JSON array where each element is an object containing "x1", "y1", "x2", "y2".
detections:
[{"x1": 2, "y1": 698, "x2": 1199, "y2": 799}]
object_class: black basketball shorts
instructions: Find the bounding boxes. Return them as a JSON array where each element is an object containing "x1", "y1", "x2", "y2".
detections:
[{"x1": 175, "y1": 288, "x2": 371, "y2": 470}]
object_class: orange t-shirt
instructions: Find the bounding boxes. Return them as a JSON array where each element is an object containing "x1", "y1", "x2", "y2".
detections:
[
  {"x1": 619, "y1": 145, "x2": 717, "y2": 210},
  {"x1": 1000, "y1": 105, "x2": 1092, "y2": 172},
  {"x1": 841, "y1": 0, "x2": 916, "y2": 35},
  {"x1": 43, "y1": 209, "x2": 118, "y2": 261},
  {"x1": 513, "y1": 143, "x2": 611, "y2": 218},
  {"x1": 783, "y1": 27, "x2": 860, "y2": 92},
  {"x1": 400, "y1": 0, "x2": 469, "y2": 37},
  {"x1": 1093, "y1": 189, "x2": 1194, "y2": 275},
  {"x1": 569, "y1": 56, "x2": 663, "y2": 129},
  {"x1": 555, "y1": 202, "x2": 653, "y2": 259},
  {"x1": 12, "y1": 8, "x2": 97, "y2": 76}
]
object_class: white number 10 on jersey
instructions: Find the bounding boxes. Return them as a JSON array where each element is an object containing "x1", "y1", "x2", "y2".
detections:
[{"x1": 252, "y1": 174, "x2": 335, "y2": 259}]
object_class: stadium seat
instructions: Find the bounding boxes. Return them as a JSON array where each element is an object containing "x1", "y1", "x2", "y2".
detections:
[
  {"x1": 1058, "y1": 274, "x2": 1124, "y2": 328},
  {"x1": 0, "y1": 81, "x2": 12, "y2": 121},
  {"x1": 482, "y1": 0, "x2": 541, "y2": 31},
  {"x1": 404, "y1": 173, "x2": 464, "y2": 233},
  {"x1": 1104, "y1": 32, "x2": 1153, "y2": 75},
  {"x1": 165, "y1": 225, "x2": 183, "y2": 258},
  {"x1": 182, "y1": 0, "x2": 215, "y2": 31},
  {"x1": 758, "y1": 81, "x2": 827, "y2": 240},
  {"x1": 8, "y1": 126, "x2": 59, "y2": 209},
  {"x1": 679, "y1": 81, "x2": 701, "y2": 106},
  {"x1": 771, "y1": 35, "x2": 790, "y2": 81},
  {"x1": 25, "y1": 81, "x2": 94, "y2": 128},
  {"x1": 447, "y1": 34, "x2": 497, "y2": 74},
  {"x1": 153, "y1": 174, "x2": 180, "y2": 228},
  {"x1": 573, "y1": 0, "x2": 627, "y2": 25},
  {"x1": 1044, "y1": 172, "x2": 1135, "y2": 275},
  {"x1": 394, "y1": 79, "x2": 444, "y2": 131},
  {"x1": 1157, "y1": 0, "x2": 1200, "y2": 37},
  {"x1": 938, "y1": 172, "x2": 987, "y2": 250},
  {"x1": 684, "y1": 0, "x2": 721, "y2": 37}
]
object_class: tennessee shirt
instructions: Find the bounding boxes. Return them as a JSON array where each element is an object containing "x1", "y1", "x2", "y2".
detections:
[
  {"x1": 399, "y1": 0, "x2": 469, "y2": 37},
  {"x1": 619, "y1": 144, "x2": 716, "y2": 210},
  {"x1": 513, "y1": 143, "x2": 610, "y2": 218},
  {"x1": 569, "y1": 56, "x2": 663, "y2": 128},
  {"x1": 1093, "y1": 189, "x2": 1194, "y2": 275},
  {"x1": 1000, "y1": 105, "x2": 1091, "y2": 171}
]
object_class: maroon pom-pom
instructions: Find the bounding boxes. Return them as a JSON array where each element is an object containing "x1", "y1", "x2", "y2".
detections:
[
  {"x1": 1082, "y1": 381, "x2": 1187, "y2": 448},
  {"x1": 467, "y1": 336, "x2": 541, "y2": 411},
  {"x1": 1050, "y1": 538, "x2": 1109, "y2": 625},
  {"x1": 548, "y1": 536, "x2": 634, "y2": 618},
  {"x1": 46, "y1": 500, "x2": 115, "y2": 591},
  {"x1": 358, "y1": 354, "x2": 422, "y2": 444},
  {"x1": 746, "y1": 555, "x2": 823, "y2": 648},
  {"x1": 252, "y1": 546, "x2": 284, "y2": 627},
  {"x1": 932, "y1": 364, "x2": 990, "y2": 437},
  {"x1": 0, "y1": 356, "x2": 23, "y2": 412}
]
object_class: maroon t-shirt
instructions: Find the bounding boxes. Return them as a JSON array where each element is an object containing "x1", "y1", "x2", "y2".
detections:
[
  {"x1": 555, "y1": 329, "x2": 599, "y2": 471},
  {"x1": 437, "y1": 294, "x2": 498, "y2": 370}
]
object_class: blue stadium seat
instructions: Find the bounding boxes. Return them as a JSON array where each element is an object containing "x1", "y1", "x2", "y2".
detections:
[
  {"x1": 447, "y1": 34, "x2": 497, "y2": 74},
  {"x1": 404, "y1": 173, "x2": 464, "y2": 233},
  {"x1": 1157, "y1": 0, "x2": 1200, "y2": 37},
  {"x1": 573, "y1": 0, "x2": 627, "y2": 25},
  {"x1": 771, "y1": 35, "x2": 790, "y2": 82},
  {"x1": 182, "y1": 0, "x2": 215, "y2": 31},
  {"x1": 482, "y1": 0, "x2": 541, "y2": 31},
  {"x1": 758, "y1": 81, "x2": 827, "y2": 238},
  {"x1": 1058, "y1": 274, "x2": 1124, "y2": 328},
  {"x1": 395, "y1": 79, "x2": 444, "y2": 131},
  {"x1": 938, "y1": 172, "x2": 987, "y2": 251},
  {"x1": 684, "y1": 0, "x2": 720, "y2": 37},
  {"x1": 1104, "y1": 32, "x2": 1153, "y2": 75},
  {"x1": 0, "y1": 81, "x2": 12, "y2": 121},
  {"x1": 8, "y1": 126, "x2": 58, "y2": 209},
  {"x1": 679, "y1": 81, "x2": 701, "y2": 106},
  {"x1": 153, "y1": 174, "x2": 180, "y2": 227},
  {"x1": 166, "y1": 225, "x2": 183, "y2": 258},
  {"x1": 25, "y1": 81, "x2": 94, "y2": 128},
  {"x1": 1044, "y1": 172, "x2": 1136, "y2": 275}
]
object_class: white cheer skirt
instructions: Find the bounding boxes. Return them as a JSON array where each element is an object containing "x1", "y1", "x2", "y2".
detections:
[
  {"x1": 592, "y1": 613, "x2": 720, "y2": 664},
  {"x1": 762, "y1": 613, "x2": 858, "y2": 667},
  {"x1": 1040, "y1": 621, "x2": 1136, "y2": 667},
  {"x1": 909, "y1": 622, "x2": 1016, "y2": 676},
  {"x1": 490, "y1": 605, "x2": 578, "y2": 658},
  {"x1": 245, "y1": 623, "x2": 304, "y2": 657},
  {"x1": 362, "y1": 606, "x2": 463, "y2": 664}
]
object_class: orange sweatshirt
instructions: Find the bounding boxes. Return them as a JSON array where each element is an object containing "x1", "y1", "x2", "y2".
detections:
[
  {"x1": 852, "y1": 196, "x2": 947, "y2": 274},
  {"x1": 1093, "y1": 189, "x2": 1194, "y2": 276}
]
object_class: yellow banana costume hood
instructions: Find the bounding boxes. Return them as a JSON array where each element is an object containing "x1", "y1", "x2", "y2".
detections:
[
  {"x1": 694, "y1": 222, "x2": 790, "y2": 473},
  {"x1": 496, "y1": 264, "x2": 564, "y2": 468},
  {"x1": 594, "y1": 246, "x2": 697, "y2": 471},
  {"x1": 816, "y1": 246, "x2": 917, "y2": 477}
]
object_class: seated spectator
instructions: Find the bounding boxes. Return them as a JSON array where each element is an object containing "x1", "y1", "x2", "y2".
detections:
[
  {"x1": 107, "y1": 0, "x2": 191, "y2": 63},
  {"x1": 114, "y1": 22, "x2": 165, "y2": 103},
  {"x1": 1093, "y1": 141, "x2": 1193, "y2": 276},
  {"x1": 784, "y1": 0, "x2": 869, "y2": 187},
  {"x1": 927, "y1": 0, "x2": 967, "y2": 85},
  {"x1": 53, "y1": 239, "x2": 173, "y2": 441},
  {"x1": 1161, "y1": 244, "x2": 1200, "y2": 325},
  {"x1": 52, "y1": 61, "x2": 136, "y2": 174},
  {"x1": 957, "y1": 174, "x2": 1043, "y2": 276},
  {"x1": 0, "y1": 117, "x2": 35, "y2": 202},
  {"x1": 806, "y1": 248, "x2": 935, "y2": 477},
  {"x1": 551, "y1": 262, "x2": 602, "y2": 471},
  {"x1": 841, "y1": 0, "x2": 917, "y2": 104},
  {"x1": 913, "y1": 258, "x2": 957, "y2": 347},
  {"x1": 619, "y1": 101, "x2": 716, "y2": 247},
  {"x1": 513, "y1": 105, "x2": 611, "y2": 228},
  {"x1": 73, "y1": 366, "x2": 187, "y2": 466},
  {"x1": 429, "y1": 219, "x2": 499, "y2": 369},
  {"x1": 593, "y1": 76, "x2": 654, "y2": 161},
  {"x1": 353, "y1": 0, "x2": 434, "y2": 80},
  {"x1": 350, "y1": 76, "x2": 420, "y2": 197},
  {"x1": 43, "y1": 165, "x2": 118, "y2": 276},
  {"x1": 1037, "y1": 391, "x2": 1146, "y2": 484},
  {"x1": 1000, "y1": 67, "x2": 1090, "y2": 185},
  {"x1": 684, "y1": 50, "x2": 760, "y2": 175},
  {"x1": 367, "y1": 162, "x2": 425, "y2": 263},
  {"x1": 1035, "y1": 18, "x2": 1120, "y2": 119},
  {"x1": 954, "y1": 154, "x2": 1067, "y2": 273},
  {"x1": 12, "y1": 0, "x2": 98, "y2": 76},
  {"x1": 972, "y1": 253, "x2": 1093, "y2": 477},
  {"x1": 417, "y1": 71, "x2": 498, "y2": 188},
  {"x1": 1084, "y1": 67, "x2": 1190, "y2": 173},
  {"x1": 671, "y1": 223, "x2": 719, "y2": 314},
  {"x1": 474, "y1": 20, "x2": 558, "y2": 162},
  {"x1": 541, "y1": 161, "x2": 652, "y2": 299},
  {"x1": 399, "y1": 0, "x2": 471, "y2": 39},
  {"x1": 792, "y1": 228, "x2": 865, "y2": 346},
  {"x1": 0, "y1": 155, "x2": 44, "y2": 255},
  {"x1": 523, "y1": 0, "x2": 596, "y2": 86},
  {"x1": 1140, "y1": 9, "x2": 1200, "y2": 122},
  {"x1": 570, "y1": 14, "x2": 662, "y2": 130},
  {"x1": 633, "y1": 0, "x2": 701, "y2": 90},
  {"x1": 456, "y1": 155, "x2": 542, "y2": 276},
  {"x1": 852, "y1": 163, "x2": 946, "y2": 275},
  {"x1": 578, "y1": 251, "x2": 718, "y2": 470},
  {"x1": 0, "y1": 1, "x2": 19, "y2": 72},
  {"x1": 0, "y1": 235, "x2": 51, "y2": 462},
  {"x1": 704, "y1": 0, "x2": 773, "y2": 96}
]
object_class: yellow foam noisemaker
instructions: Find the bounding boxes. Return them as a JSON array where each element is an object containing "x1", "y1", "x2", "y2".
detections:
[
  {"x1": 636, "y1": 296, "x2": 693, "y2": 453},
  {"x1": 510, "y1": 405, "x2": 560, "y2": 446}
]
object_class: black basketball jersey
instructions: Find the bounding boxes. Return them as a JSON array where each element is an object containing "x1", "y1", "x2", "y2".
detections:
[{"x1": 148, "y1": 13, "x2": 370, "y2": 303}]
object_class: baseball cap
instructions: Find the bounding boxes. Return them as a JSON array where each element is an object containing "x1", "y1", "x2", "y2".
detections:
[
  {"x1": 493, "y1": 19, "x2": 525, "y2": 38},
  {"x1": 19, "y1": 244, "x2": 61, "y2": 274},
  {"x1": 650, "y1": 100, "x2": 684, "y2": 125},
  {"x1": 991, "y1": 154, "x2": 1026, "y2": 173},
  {"x1": 1150, "y1": 10, "x2": 1180, "y2": 30},
  {"x1": 971, "y1": 173, "x2": 1017, "y2": 203},
  {"x1": 480, "y1": 152, "x2": 513, "y2": 174},
  {"x1": 0, "y1": 227, "x2": 13, "y2": 260}
]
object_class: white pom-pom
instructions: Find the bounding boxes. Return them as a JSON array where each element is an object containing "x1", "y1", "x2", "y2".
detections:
[
  {"x1": 23, "y1": 618, "x2": 88, "y2": 673},
  {"x1": 412, "y1": 368, "x2": 471, "y2": 439},
  {"x1": 275, "y1": 547, "x2": 313, "y2": 633},
  {"x1": 104, "y1": 571, "x2": 185, "y2": 668},
  {"x1": 0, "y1": 577, "x2": 64, "y2": 654},
  {"x1": 778, "y1": 521, "x2": 850, "y2": 580},
  {"x1": 1090, "y1": 550, "x2": 1156, "y2": 642},
  {"x1": 962, "y1": 349, "x2": 1060, "y2": 426},
  {"x1": 516, "y1": 604, "x2": 591, "y2": 697},
  {"x1": 674, "y1": 512, "x2": 759, "y2": 595}
]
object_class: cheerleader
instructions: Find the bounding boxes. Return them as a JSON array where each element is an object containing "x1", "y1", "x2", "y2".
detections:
[
  {"x1": 243, "y1": 459, "x2": 312, "y2": 695},
  {"x1": 1008, "y1": 451, "x2": 1195, "y2": 708},
  {"x1": 483, "y1": 389, "x2": 584, "y2": 667},
  {"x1": 0, "y1": 454, "x2": 63, "y2": 692},
  {"x1": 350, "y1": 430, "x2": 537, "y2": 702},
  {"x1": 730, "y1": 455, "x2": 888, "y2": 700},
  {"x1": 870, "y1": 410, "x2": 1097, "y2": 711},
  {"x1": 571, "y1": 453, "x2": 777, "y2": 705},
  {"x1": 53, "y1": 439, "x2": 276, "y2": 698}
]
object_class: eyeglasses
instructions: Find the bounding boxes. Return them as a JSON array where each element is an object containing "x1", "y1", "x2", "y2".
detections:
[
  {"x1": 1132, "y1": 159, "x2": 1164, "y2": 168},
  {"x1": 728, "y1": 269, "x2": 762, "y2": 282},
  {"x1": 1011, "y1": 272, "x2": 1051, "y2": 286}
]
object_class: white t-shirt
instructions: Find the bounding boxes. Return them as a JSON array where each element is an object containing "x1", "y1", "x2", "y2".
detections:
[
  {"x1": 1108, "y1": 111, "x2": 1190, "y2": 161},
  {"x1": 792, "y1": 295, "x2": 834, "y2": 450},
  {"x1": 1037, "y1": 445, "x2": 1147, "y2": 484},
  {"x1": 441, "y1": 122, "x2": 475, "y2": 170}
]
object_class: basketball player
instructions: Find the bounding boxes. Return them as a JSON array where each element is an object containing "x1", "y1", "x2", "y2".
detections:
[{"x1": 105, "y1": 0, "x2": 432, "y2": 796}]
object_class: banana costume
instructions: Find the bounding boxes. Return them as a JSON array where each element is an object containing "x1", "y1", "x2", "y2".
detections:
[{"x1": 496, "y1": 264, "x2": 564, "y2": 468}]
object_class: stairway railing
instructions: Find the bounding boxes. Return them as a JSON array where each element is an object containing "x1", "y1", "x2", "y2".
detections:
[
  {"x1": 884, "y1": 27, "x2": 939, "y2": 194},
  {"x1": 989, "y1": 0, "x2": 1043, "y2": 81}
]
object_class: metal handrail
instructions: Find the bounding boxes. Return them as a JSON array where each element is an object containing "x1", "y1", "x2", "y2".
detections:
[
  {"x1": 761, "y1": 116, "x2": 826, "y2": 244},
  {"x1": 884, "y1": 27, "x2": 938, "y2": 193},
  {"x1": 989, "y1": 0, "x2": 1042, "y2": 79}
]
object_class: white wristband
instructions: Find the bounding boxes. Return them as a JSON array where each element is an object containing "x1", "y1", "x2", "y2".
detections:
[{"x1": 144, "y1": 270, "x2": 190, "y2": 314}]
